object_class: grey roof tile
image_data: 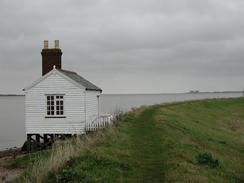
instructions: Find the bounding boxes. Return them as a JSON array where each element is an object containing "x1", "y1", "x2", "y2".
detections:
[{"x1": 58, "y1": 69, "x2": 102, "y2": 92}]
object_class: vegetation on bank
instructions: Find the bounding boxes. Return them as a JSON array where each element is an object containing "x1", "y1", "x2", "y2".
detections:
[{"x1": 10, "y1": 98, "x2": 244, "y2": 182}]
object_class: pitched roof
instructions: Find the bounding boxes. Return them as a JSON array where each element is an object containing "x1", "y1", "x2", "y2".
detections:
[{"x1": 58, "y1": 69, "x2": 102, "y2": 92}]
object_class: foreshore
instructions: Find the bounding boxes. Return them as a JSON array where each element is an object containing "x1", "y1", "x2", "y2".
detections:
[
  {"x1": 0, "y1": 147, "x2": 22, "y2": 159},
  {"x1": 0, "y1": 148, "x2": 26, "y2": 182}
]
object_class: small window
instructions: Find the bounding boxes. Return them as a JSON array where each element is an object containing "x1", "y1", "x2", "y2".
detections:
[{"x1": 46, "y1": 95, "x2": 64, "y2": 117}]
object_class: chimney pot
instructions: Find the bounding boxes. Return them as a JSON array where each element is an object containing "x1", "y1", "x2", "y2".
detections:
[
  {"x1": 54, "y1": 40, "x2": 59, "y2": 49},
  {"x1": 44, "y1": 40, "x2": 48, "y2": 49},
  {"x1": 41, "y1": 40, "x2": 62, "y2": 76}
]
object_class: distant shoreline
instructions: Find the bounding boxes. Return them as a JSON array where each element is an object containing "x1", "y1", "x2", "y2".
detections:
[
  {"x1": 0, "y1": 91, "x2": 243, "y2": 96},
  {"x1": 0, "y1": 94, "x2": 24, "y2": 96}
]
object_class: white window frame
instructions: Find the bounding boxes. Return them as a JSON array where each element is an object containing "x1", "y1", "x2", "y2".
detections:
[{"x1": 46, "y1": 94, "x2": 65, "y2": 118}]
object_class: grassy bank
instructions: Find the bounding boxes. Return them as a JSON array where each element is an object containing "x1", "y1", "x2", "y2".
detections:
[{"x1": 12, "y1": 98, "x2": 244, "y2": 182}]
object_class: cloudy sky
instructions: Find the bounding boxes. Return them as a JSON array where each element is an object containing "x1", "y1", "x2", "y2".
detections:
[{"x1": 0, "y1": 0, "x2": 244, "y2": 94}]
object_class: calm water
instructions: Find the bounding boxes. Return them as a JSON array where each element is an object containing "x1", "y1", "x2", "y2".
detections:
[
  {"x1": 0, "y1": 96, "x2": 25, "y2": 151},
  {"x1": 0, "y1": 92, "x2": 242, "y2": 150},
  {"x1": 100, "y1": 92, "x2": 242, "y2": 114}
]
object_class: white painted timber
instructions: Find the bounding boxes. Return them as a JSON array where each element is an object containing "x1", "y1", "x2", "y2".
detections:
[
  {"x1": 85, "y1": 114, "x2": 113, "y2": 131},
  {"x1": 25, "y1": 72, "x2": 86, "y2": 134},
  {"x1": 85, "y1": 90, "x2": 100, "y2": 124}
]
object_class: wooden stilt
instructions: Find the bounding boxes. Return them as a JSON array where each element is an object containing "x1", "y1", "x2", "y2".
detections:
[
  {"x1": 50, "y1": 134, "x2": 54, "y2": 142},
  {"x1": 27, "y1": 134, "x2": 31, "y2": 152},
  {"x1": 44, "y1": 134, "x2": 48, "y2": 143},
  {"x1": 24, "y1": 133, "x2": 75, "y2": 152},
  {"x1": 36, "y1": 134, "x2": 40, "y2": 144}
]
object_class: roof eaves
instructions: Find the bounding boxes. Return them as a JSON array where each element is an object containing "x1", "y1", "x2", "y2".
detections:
[{"x1": 85, "y1": 88, "x2": 102, "y2": 92}]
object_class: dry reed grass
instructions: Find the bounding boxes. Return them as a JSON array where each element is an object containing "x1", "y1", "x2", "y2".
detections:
[{"x1": 16, "y1": 129, "x2": 111, "y2": 183}]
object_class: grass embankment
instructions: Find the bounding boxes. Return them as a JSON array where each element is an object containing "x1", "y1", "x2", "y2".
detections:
[{"x1": 11, "y1": 98, "x2": 244, "y2": 182}]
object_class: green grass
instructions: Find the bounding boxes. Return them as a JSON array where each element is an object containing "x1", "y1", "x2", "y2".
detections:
[{"x1": 15, "y1": 98, "x2": 244, "y2": 182}]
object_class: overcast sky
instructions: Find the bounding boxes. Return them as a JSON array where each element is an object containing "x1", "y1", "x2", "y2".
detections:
[{"x1": 0, "y1": 0, "x2": 244, "y2": 94}]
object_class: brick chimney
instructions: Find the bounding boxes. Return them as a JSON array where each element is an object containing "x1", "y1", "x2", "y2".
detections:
[{"x1": 41, "y1": 40, "x2": 62, "y2": 76}]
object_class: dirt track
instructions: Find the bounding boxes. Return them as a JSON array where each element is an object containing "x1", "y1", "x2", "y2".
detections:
[{"x1": 0, "y1": 156, "x2": 24, "y2": 183}]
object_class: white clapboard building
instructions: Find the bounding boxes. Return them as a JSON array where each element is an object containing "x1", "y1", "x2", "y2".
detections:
[{"x1": 23, "y1": 40, "x2": 109, "y2": 150}]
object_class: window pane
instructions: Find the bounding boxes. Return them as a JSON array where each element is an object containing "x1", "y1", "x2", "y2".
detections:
[{"x1": 46, "y1": 95, "x2": 64, "y2": 116}]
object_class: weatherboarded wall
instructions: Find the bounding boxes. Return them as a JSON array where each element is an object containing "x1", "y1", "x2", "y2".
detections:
[
  {"x1": 85, "y1": 91, "x2": 100, "y2": 123},
  {"x1": 25, "y1": 73, "x2": 86, "y2": 134}
]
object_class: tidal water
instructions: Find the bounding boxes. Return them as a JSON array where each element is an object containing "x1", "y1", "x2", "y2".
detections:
[
  {"x1": 100, "y1": 92, "x2": 242, "y2": 114},
  {"x1": 0, "y1": 96, "x2": 25, "y2": 151},
  {"x1": 0, "y1": 92, "x2": 242, "y2": 150}
]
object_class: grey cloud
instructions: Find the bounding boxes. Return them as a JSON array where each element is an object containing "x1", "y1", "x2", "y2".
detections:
[{"x1": 0, "y1": 0, "x2": 244, "y2": 93}]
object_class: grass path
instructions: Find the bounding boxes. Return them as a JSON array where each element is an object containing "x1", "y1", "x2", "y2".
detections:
[
  {"x1": 42, "y1": 106, "x2": 167, "y2": 183},
  {"x1": 128, "y1": 107, "x2": 165, "y2": 182}
]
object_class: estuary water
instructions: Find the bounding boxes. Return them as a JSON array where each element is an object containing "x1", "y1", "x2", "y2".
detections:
[
  {"x1": 100, "y1": 92, "x2": 243, "y2": 114},
  {"x1": 0, "y1": 92, "x2": 242, "y2": 150},
  {"x1": 0, "y1": 96, "x2": 25, "y2": 151}
]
